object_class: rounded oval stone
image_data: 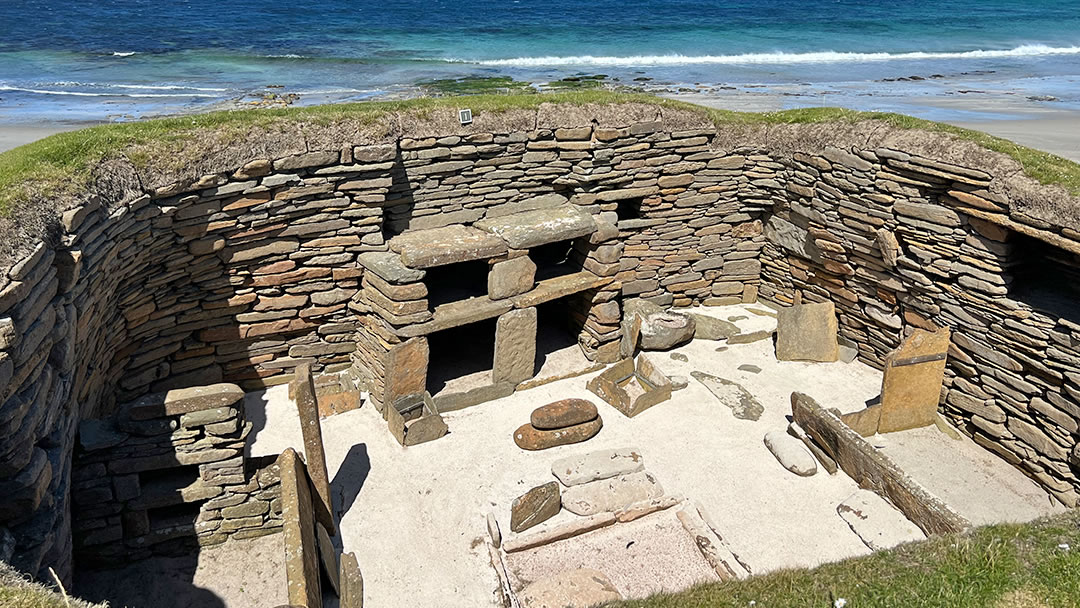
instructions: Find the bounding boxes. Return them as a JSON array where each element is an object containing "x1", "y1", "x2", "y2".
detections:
[
  {"x1": 514, "y1": 417, "x2": 603, "y2": 451},
  {"x1": 530, "y1": 398, "x2": 599, "y2": 430}
]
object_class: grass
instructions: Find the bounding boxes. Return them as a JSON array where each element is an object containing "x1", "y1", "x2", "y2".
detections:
[
  {"x1": 1, "y1": 90, "x2": 1079, "y2": 217},
  {"x1": 0, "y1": 562, "x2": 106, "y2": 608},
  {"x1": 611, "y1": 509, "x2": 1080, "y2": 608}
]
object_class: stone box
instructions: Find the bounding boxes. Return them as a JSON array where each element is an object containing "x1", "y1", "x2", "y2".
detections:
[
  {"x1": 587, "y1": 354, "x2": 673, "y2": 418},
  {"x1": 386, "y1": 391, "x2": 448, "y2": 447}
]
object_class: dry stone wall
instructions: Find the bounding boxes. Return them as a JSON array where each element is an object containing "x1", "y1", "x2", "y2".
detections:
[{"x1": 0, "y1": 103, "x2": 1078, "y2": 583}]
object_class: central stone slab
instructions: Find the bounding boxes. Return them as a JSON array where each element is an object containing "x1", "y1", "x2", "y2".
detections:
[
  {"x1": 475, "y1": 205, "x2": 596, "y2": 249},
  {"x1": 389, "y1": 225, "x2": 507, "y2": 269}
]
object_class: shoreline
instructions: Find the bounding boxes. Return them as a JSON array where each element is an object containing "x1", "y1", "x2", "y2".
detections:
[{"x1": 2, "y1": 90, "x2": 1079, "y2": 162}]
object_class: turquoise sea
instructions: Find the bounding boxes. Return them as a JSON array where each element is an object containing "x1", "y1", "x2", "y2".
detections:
[{"x1": 1, "y1": 0, "x2": 1079, "y2": 123}]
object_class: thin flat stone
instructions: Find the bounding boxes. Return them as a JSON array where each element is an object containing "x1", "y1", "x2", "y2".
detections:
[
  {"x1": 551, "y1": 448, "x2": 646, "y2": 487},
  {"x1": 519, "y1": 568, "x2": 622, "y2": 608},
  {"x1": 691, "y1": 372, "x2": 765, "y2": 421},
  {"x1": 128, "y1": 383, "x2": 245, "y2": 420},
  {"x1": 357, "y1": 251, "x2": 425, "y2": 284},
  {"x1": 837, "y1": 489, "x2": 926, "y2": 551},
  {"x1": 561, "y1": 471, "x2": 664, "y2": 516},
  {"x1": 510, "y1": 482, "x2": 561, "y2": 533},
  {"x1": 474, "y1": 205, "x2": 596, "y2": 249}
]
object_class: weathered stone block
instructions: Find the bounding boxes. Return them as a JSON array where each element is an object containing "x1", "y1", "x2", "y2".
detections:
[
  {"x1": 878, "y1": 327, "x2": 951, "y2": 433},
  {"x1": 493, "y1": 308, "x2": 537, "y2": 385},
  {"x1": 775, "y1": 302, "x2": 839, "y2": 362},
  {"x1": 510, "y1": 482, "x2": 561, "y2": 533},
  {"x1": 488, "y1": 256, "x2": 536, "y2": 300}
]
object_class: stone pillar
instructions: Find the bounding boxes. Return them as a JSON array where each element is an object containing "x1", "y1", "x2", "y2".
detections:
[
  {"x1": 493, "y1": 308, "x2": 537, "y2": 386},
  {"x1": 383, "y1": 337, "x2": 428, "y2": 412}
]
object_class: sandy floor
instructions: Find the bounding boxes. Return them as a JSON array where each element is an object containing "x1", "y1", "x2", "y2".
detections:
[
  {"x1": 0, "y1": 124, "x2": 87, "y2": 152},
  {"x1": 246, "y1": 304, "x2": 902, "y2": 608},
  {"x1": 75, "y1": 533, "x2": 286, "y2": 608},
  {"x1": 873, "y1": 425, "x2": 1063, "y2": 525}
]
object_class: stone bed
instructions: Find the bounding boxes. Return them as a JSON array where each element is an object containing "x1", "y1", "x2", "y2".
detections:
[{"x1": 240, "y1": 303, "x2": 1059, "y2": 608}]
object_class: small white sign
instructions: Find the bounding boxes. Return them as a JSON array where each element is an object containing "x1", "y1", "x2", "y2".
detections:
[{"x1": 458, "y1": 108, "x2": 473, "y2": 125}]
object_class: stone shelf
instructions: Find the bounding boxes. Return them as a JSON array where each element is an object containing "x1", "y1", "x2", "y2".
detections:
[
  {"x1": 475, "y1": 205, "x2": 597, "y2": 249},
  {"x1": 389, "y1": 224, "x2": 507, "y2": 269}
]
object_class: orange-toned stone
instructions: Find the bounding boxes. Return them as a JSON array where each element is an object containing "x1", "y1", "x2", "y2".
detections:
[
  {"x1": 878, "y1": 327, "x2": 951, "y2": 433},
  {"x1": 531, "y1": 399, "x2": 599, "y2": 430},
  {"x1": 514, "y1": 417, "x2": 603, "y2": 451}
]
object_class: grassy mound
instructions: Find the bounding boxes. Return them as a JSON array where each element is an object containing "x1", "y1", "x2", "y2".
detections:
[
  {"x1": 0, "y1": 91, "x2": 1078, "y2": 218},
  {"x1": 612, "y1": 509, "x2": 1080, "y2": 608}
]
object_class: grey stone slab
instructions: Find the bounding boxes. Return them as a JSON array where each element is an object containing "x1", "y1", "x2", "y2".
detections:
[
  {"x1": 691, "y1": 372, "x2": 764, "y2": 421},
  {"x1": 561, "y1": 471, "x2": 664, "y2": 516},
  {"x1": 390, "y1": 225, "x2": 507, "y2": 268},
  {"x1": 494, "y1": 308, "x2": 537, "y2": 385},
  {"x1": 357, "y1": 251, "x2": 426, "y2": 284},
  {"x1": 551, "y1": 448, "x2": 645, "y2": 487},
  {"x1": 474, "y1": 205, "x2": 596, "y2": 249},
  {"x1": 837, "y1": 489, "x2": 926, "y2": 551}
]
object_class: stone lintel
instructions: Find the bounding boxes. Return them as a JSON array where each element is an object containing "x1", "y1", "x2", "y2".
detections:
[
  {"x1": 389, "y1": 225, "x2": 507, "y2": 269},
  {"x1": 475, "y1": 205, "x2": 596, "y2": 250}
]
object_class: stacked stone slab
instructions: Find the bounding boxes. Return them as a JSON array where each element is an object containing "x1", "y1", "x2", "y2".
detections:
[
  {"x1": 1, "y1": 103, "x2": 1080, "y2": 582},
  {"x1": 71, "y1": 384, "x2": 283, "y2": 564}
]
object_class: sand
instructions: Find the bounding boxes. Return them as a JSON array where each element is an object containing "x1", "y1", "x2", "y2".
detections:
[
  {"x1": 0, "y1": 124, "x2": 87, "y2": 153},
  {"x1": 245, "y1": 304, "x2": 904, "y2": 608},
  {"x1": 74, "y1": 303, "x2": 1063, "y2": 608},
  {"x1": 669, "y1": 92, "x2": 1080, "y2": 162},
  {"x1": 872, "y1": 425, "x2": 1063, "y2": 526}
]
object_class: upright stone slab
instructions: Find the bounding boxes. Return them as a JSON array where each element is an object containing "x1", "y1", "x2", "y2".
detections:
[
  {"x1": 878, "y1": 327, "x2": 951, "y2": 433},
  {"x1": 775, "y1": 301, "x2": 839, "y2": 362},
  {"x1": 339, "y1": 552, "x2": 364, "y2": 608},
  {"x1": 493, "y1": 308, "x2": 537, "y2": 385},
  {"x1": 293, "y1": 363, "x2": 334, "y2": 535},
  {"x1": 383, "y1": 337, "x2": 428, "y2": 411},
  {"x1": 510, "y1": 482, "x2": 561, "y2": 532},
  {"x1": 280, "y1": 448, "x2": 321, "y2": 608},
  {"x1": 488, "y1": 255, "x2": 537, "y2": 300}
]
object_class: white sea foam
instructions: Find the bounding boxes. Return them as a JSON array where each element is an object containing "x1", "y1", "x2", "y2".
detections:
[
  {"x1": 450, "y1": 44, "x2": 1080, "y2": 67},
  {"x1": 0, "y1": 86, "x2": 220, "y2": 98},
  {"x1": 112, "y1": 51, "x2": 136, "y2": 57}
]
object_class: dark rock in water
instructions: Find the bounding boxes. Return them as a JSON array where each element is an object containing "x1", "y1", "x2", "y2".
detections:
[
  {"x1": 511, "y1": 482, "x2": 561, "y2": 532},
  {"x1": 639, "y1": 311, "x2": 696, "y2": 350},
  {"x1": 514, "y1": 417, "x2": 603, "y2": 451},
  {"x1": 531, "y1": 398, "x2": 599, "y2": 430}
]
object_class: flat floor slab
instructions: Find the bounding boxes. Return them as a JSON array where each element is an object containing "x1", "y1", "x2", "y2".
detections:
[
  {"x1": 872, "y1": 425, "x2": 1064, "y2": 525},
  {"x1": 244, "y1": 303, "x2": 1057, "y2": 608},
  {"x1": 74, "y1": 533, "x2": 286, "y2": 608}
]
